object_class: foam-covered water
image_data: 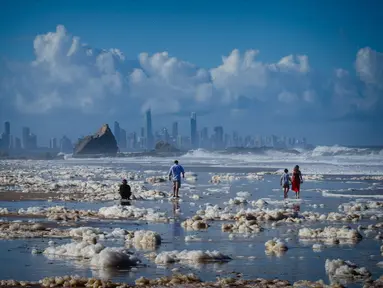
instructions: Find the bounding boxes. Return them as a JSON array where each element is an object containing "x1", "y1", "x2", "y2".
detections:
[{"x1": 0, "y1": 150, "x2": 383, "y2": 286}]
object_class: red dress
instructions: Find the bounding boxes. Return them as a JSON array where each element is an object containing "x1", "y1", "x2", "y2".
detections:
[{"x1": 291, "y1": 170, "x2": 301, "y2": 193}]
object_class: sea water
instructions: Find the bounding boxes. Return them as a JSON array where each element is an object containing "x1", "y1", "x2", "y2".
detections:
[{"x1": 0, "y1": 146, "x2": 382, "y2": 286}]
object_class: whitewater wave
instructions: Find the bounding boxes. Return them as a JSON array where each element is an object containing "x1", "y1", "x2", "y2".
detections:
[
  {"x1": 63, "y1": 146, "x2": 383, "y2": 175},
  {"x1": 311, "y1": 145, "x2": 383, "y2": 157}
]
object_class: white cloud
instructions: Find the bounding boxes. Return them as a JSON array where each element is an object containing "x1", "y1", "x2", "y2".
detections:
[
  {"x1": 1, "y1": 25, "x2": 382, "y2": 124},
  {"x1": 356, "y1": 47, "x2": 383, "y2": 90}
]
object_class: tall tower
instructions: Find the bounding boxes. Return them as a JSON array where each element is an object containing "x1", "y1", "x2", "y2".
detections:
[
  {"x1": 172, "y1": 121, "x2": 178, "y2": 139},
  {"x1": 22, "y1": 127, "x2": 30, "y2": 150},
  {"x1": 190, "y1": 112, "x2": 197, "y2": 148},
  {"x1": 2, "y1": 121, "x2": 10, "y2": 149},
  {"x1": 145, "y1": 109, "x2": 153, "y2": 150},
  {"x1": 4, "y1": 122, "x2": 10, "y2": 136},
  {"x1": 213, "y1": 126, "x2": 224, "y2": 149},
  {"x1": 114, "y1": 121, "x2": 120, "y2": 145}
]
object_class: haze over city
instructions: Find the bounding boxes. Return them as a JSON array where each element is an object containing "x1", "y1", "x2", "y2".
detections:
[{"x1": 1, "y1": 0, "x2": 383, "y2": 146}]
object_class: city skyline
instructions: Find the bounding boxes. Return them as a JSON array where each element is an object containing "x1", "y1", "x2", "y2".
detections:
[
  {"x1": 0, "y1": 110, "x2": 309, "y2": 154},
  {"x1": 0, "y1": 1, "x2": 382, "y2": 146}
]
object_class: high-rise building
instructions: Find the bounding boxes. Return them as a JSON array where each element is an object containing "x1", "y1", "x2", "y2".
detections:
[
  {"x1": 14, "y1": 137, "x2": 21, "y2": 150},
  {"x1": 145, "y1": 109, "x2": 153, "y2": 150},
  {"x1": 29, "y1": 133, "x2": 37, "y2": 149},
  {"x1": 4, "y1": 122, "x2": 10, "y2": 135},
  {"x1": 50, "y1": 138, "x2": 58, "y2": 150},
  {"x1": 213, "y1": 126, "x2": 224, "y2": 149},
  {"x1": 60, "y1": 136, "x2": 73, "y2": 153},
  {"x1": 120, "y1": 128, "x2": 127, "y2": 149},
  {"x1": 114, "y1": 121, "x2": 120, "y2": 145},
  {"x1": 172, "y1": 122, "x2": 178, "y2": 139},
  {"x1": 1, "y1": 121, "x2": 11, "y2": 149},
  {"x1": 22, "y1": 127, "x2": 30, "y2": 149},
  {"x1": 130, "y1": 132, "x2": 137, "y2": 150},
  {"x1": 190, "y1": 112, "x2": 197, "y2": 148}
]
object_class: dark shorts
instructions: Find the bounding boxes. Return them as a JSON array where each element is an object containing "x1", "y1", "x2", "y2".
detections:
[
  {"x1": 283, "y1": 184, "x2": 290, "y2": 189},
  {"x1": 173, "y1": 180, "x2": 181, "y2": 188}
]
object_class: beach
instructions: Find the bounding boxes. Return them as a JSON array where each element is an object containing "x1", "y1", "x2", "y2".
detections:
[{"x1": 0, "y1": 147, "x2": 383, "y2": 287}]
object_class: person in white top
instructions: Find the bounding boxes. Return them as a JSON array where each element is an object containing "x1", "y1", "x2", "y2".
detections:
[{"x1": 280, "y1": 169, "x2": 291, "y2": 199}]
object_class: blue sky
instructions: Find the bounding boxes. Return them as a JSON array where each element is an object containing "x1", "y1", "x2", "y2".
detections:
[{"x1": 0, "y1": 0, "x2": 382, "y2": 145}]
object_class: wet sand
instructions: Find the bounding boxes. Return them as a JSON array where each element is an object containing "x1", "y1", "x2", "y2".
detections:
[{"x1": 0, "y1": 190, "x2": 82, "y2": 201}]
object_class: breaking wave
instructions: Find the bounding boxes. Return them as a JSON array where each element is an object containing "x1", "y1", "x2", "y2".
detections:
[{"x1": 311, "y1": 145, "x2": 383, "y2": 157}]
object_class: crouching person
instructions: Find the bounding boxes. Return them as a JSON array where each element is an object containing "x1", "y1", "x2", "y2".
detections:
[{"x1": 119, "y1": 179, "x2": 131, "y2": 205}]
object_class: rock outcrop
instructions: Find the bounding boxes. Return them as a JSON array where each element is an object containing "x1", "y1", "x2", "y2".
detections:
[
  {"x1": 155, "y1": 141, "x2": 179, "y2": 152},
  {"x1": 74, "y1": 124, "x2": 118, "y2": 156}
]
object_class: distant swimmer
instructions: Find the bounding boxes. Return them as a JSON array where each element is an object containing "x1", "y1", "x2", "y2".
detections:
[
  {"x1": 119, "y1": 179, "x2": 131, "y2": 201},
  {"x1": 168, "y1": 160, "x2": 185, "y2": 198},
  {"x1": 280, "y1": 169, "x2": 292, "y2": 199},
  {"x1": 291, "y1": 165, "x2": 303, "y2": 199}
]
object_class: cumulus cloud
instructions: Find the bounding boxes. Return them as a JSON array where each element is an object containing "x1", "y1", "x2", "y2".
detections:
[{"x1": 0, "y1": 24, "x2": 382, "y2": 129}]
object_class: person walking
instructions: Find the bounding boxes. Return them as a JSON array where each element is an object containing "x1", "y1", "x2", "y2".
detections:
[
  {"x1": 291, "y1": 165, "x2": 303, "y2": 199},
  {"x1": 280, "y1": 169, "x2": 291, "y2": 199},
  {"x1": 168, "y1": 160, "x2": 185, "y2": 198}
]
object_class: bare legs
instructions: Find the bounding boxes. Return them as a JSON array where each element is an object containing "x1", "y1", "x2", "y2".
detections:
[
  {"x1": 296, "y1": 191, "x2": 300, "y2": 199},
  {"x1": 172, "y1": 181, "x2": 180, "y2": 198},
  {"x1": 283, "y1": 187, "x2": 289, "y2": 199}
]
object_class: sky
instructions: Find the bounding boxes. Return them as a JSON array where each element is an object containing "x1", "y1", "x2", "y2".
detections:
[{"x1": 0, "y1": 0, "x2": 382, "y2": 146}]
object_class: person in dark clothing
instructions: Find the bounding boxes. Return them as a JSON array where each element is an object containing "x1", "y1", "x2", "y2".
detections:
[{"x1": 119, "y1": 179, "x2": 131, "y2": 200}]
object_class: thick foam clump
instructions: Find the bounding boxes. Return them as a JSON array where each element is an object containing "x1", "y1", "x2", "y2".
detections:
[
  {"x1": 98, "y1": 205, "x2": 168, "y2": 222},
  {"x1": 312, "y1": 244, "x2": 324, "y2": 251},
  {"x1": 0, "y1": 208, "x2": 9, "y2": 214},
  {"x1": 125, "y1": 230, "x2": 162, "y2": 250},
  {"x1": 222, "y1": 219, "x2": 263, "y2": 233},
  {"x1": 197, "y1": 205, "x2": 235, "y2": 221},
  {"x1": 299, "y1": 226, "x2": 362, "y2": 243},
  {"x1": 90, "y1": 247, "x2": 140, "y2": 268},
  {"x1": 17, "y1": 206, "x2": 97, "y2": 221},
  {"x1": 325, "y1": 259, "x2": 371, "y2": 282},
  {"x1": 182, "y1": 216, "x2": 209, "y2": 230},
  {"x1": 339, "y1": 201, "x2": 383, "y2": 213},
  {"x1": 252, "y1": 199, "x2": 268, "y2": 207},
  {"x1": 44, "y1": 240, "x2": 140, "y2": 268},
  {"x1": 68, "y1": 227, "x2": 162, "y2": 250},
  {"x1": 227, "y1": 197, "x2": 248, "y2": 205},
  {"x1": 152, "y1": 250, "x2": 232, "y2": 264},
  {"x1": 265, "y1": 238, "x2": 288, "y2": 255},
  {"x1": 0, "y1": 221, "x2": 70, "y2": 239}
]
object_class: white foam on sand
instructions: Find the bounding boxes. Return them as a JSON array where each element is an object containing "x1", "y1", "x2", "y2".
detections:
[
  {"x1": 43, "y1": 240, "x2": 140, "y2": 268},
  {"x1": 325, "y1": 259, "x2": 371, "y2": 282},
  {"x1": 264, "y1": 238, "x2": 288, "y2": 255},
  {"x1": 299, "y1": 226, "x2": 362, "y2": 244},
  {"x1": 152, "y1": 250, "x2": 232, "y2": 265},
  {"x1": 98, "y1": 205, "x2": 168, "y2": 222}
]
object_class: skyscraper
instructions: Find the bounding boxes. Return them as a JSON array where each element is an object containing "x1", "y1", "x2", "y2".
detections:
[
  {"x1": 22, "y1": 127, "x2": 30, "y2": 150},
  {"x1": 190, "y1": 112, "x2": 197, "y2": 148},
  {"x1": 145, "y1": 109, "x2": 153, "y2": 150},
  {"x1": 114, "y1": 121, "x2": 120, "y2": 145},
  {"x1": 213, "y1": 126, "x2": 224, "y2": 149},
  {"x1": 172, "y1": 121, "x2": 178, "y2": 139},
  {"x1": 4, "y1": 122, "x2": 10, "y2": 136},
  {"x1": 2, "y1": 121, "x2": 11, "y2": 149},
  {"x1": 50, "y1": 138, "x2": 58, "y2": 149},
  {"x1": 120, "y1": 128, "x2": 127, "y2": 149}
]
